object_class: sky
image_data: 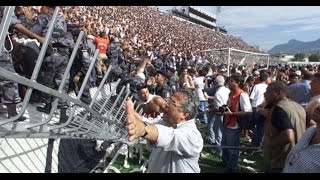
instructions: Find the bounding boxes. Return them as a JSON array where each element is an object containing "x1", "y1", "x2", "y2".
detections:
[{"x1": 157, "y1": 6, "x2": 320, "y2": 52}]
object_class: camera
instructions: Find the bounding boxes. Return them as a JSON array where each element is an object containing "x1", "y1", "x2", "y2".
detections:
[{"x1": 219, "y1": 105, "x2": 229, "y2": 113}]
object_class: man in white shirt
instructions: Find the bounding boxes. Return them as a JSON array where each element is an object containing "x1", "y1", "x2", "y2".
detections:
[
  {"x1": 193, "y1": 69, "x2": 208, "y2": 124},
  {"x1": 207, "y1": 75, "x2": 230, "y2": 156},
  {"x1": 124, "y1": 89, "x2": 203, "y2": 173},
  {"x1": 250, "y1": 72, "x2": 269, "y2": 147}
]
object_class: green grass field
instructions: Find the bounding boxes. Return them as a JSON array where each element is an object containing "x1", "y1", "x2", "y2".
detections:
[
  {"x1": 110, "y1": 139, "x2": 265, "y2": 173},
  {"x1": 199, "y1": 146, "x2": 265, "y2": 173},
  {"x1": 110, "y1": 146, "x2": 264, "y2": 173}
]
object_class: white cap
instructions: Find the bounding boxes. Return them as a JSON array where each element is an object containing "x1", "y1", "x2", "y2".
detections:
[
  {"x1": 253, "y1": 71, "x2": 260, "y2": 76},
  {"x1": 87, "y1": 35, "x2": 94, "y2": 40},
  {"x1": 220, "y1": 67, "x2": 227, "y2": 72},
  {"x1": 295, "y1": 70, "x2": 301, "y2": 76}
]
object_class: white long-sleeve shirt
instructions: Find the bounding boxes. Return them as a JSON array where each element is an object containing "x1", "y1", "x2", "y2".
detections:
[{"x1": 143, "y1": 118, "x2": 203, "y2": 173}]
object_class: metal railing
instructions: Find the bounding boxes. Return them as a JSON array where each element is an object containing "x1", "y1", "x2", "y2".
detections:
[{"x1": 0, "y1": 7, "x2": 135, "y2": 143}]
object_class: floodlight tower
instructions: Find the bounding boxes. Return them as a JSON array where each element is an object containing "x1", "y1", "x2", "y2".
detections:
[{"x1": 215, "y1": 6, "x2": 221, "y2": 32}]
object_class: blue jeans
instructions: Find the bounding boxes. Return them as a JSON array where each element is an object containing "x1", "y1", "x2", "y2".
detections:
[
  {"x1": 198, "y1": 101, "x2": 208, "y2": 124},
  {"x1": 250, "y1": 107, "x2": 265, "y2": 146},
  {"x1": 222, "y1": 126, "x2": 241, "y2": 170},
  {"x1": 207, "y1": 114, "x2": 223, "y2": 155}
]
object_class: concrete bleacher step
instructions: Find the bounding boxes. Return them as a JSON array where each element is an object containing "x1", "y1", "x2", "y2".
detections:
[{"x1": 0, "y1": 82, "x2": 128, "y2": 173}]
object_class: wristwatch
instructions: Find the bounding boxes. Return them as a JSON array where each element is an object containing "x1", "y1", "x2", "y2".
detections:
[{"x1": 141, "y1": 121, "x2": 149, "y2": 138}]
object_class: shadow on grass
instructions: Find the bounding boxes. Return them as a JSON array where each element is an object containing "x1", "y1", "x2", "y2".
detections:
[{"x1": 200, "y1": 146, "x2": 265, "y2": 173}]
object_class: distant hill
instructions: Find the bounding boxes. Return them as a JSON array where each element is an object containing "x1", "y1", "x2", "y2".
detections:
[{"x1": 268, "y1": 39, "x2": 320, "y2": 55}]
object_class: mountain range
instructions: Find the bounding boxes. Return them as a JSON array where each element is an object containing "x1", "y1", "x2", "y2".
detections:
[{"x1": 268, "y1": 39, "x2": 320, "y2": 55}]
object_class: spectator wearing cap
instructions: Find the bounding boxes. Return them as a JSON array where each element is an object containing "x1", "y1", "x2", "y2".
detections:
[
  {"x1": 295, "y1": 70, "x2": 302, "y2": 77},
  {"x1": 154, "y1": 69, "x2": 171, "y2": 99},
  {"x1": 288, "y1": 71, "x2": 313, "y2": 108},
  {"x1": 217, "y1": 65, "x2": 229, "y2": 85},
  {"x1": 84, "y1": 33, "x2": 97, "y2": 86},
  {"x1": 219, "y1": 65, "x2": 227, "y2": 75},
  {"x1": 87, "y1": 34, "x2": 94, "y2": 41},
  {"x1": 288, "y1": 72, "x2": 300, "y2": 86},
  {"x1": 253, "y1": 70, "x2": 260, "y2": 84},
  {"x1": 207, "y1": 75, "x2": 230, "y2": 156}
]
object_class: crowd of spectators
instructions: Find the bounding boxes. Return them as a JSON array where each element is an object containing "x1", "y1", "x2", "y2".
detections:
[{"x1": 61, "y1": 6, "x2": 262, "y2": 62}]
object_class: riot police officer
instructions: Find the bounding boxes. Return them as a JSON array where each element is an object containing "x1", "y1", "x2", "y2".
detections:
[
  {"x1": 68, "y1": 30, "x2": 95, "y2": 105},
  {"x1": 31, "y1": 6, "x2": 74, "y2": 123},
  {"x1": 105, "y1": 35, "x2": 124, "y2": 81},
  {"x1": 0, "y1": 6, "x2": 44, "y2": 121}
]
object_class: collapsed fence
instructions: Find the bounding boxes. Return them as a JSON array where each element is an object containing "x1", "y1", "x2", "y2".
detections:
[{"x1": 0, "y1": 6, "x2": 143, "y2": 173}]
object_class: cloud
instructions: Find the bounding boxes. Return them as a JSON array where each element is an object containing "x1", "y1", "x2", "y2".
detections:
[
  {"x1": 157, "y1": 6, "x2": 320, "y2": 50},
  {"x1": 282, "y1": 25, "x2": 320, "y2": 33},
  {"x1": 219, "y1": 6, "x2": 320, "y2": 31}
]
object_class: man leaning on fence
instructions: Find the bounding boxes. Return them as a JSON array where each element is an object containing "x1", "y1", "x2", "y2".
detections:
[{"x1": 124, "y1": 89, "x2": 203, "y2": 173}]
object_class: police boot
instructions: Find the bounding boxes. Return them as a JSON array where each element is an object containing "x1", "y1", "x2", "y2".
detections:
[
  {"x1": 59, "y1": 108, "x2": 69, "y2": 123},
  {"x1": 36, "y1": 104, "x2": 52, "y2": 114},
  {"x1": 30, "y1": 92, "x2": 41, "y2": 103},
  {"x1": 7, "y1": 104, "x2": 27, "y2": 121}
]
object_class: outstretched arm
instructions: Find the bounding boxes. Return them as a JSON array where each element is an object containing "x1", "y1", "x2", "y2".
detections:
[
  {"x1": 136, "y1": 57, "x2": 149, "y2": 75},
  {"x1": 124, "y1": 98, "x2": 158, "y2": 143}
]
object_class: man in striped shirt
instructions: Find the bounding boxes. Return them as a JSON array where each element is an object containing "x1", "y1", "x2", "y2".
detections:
[{"x1": 283, "y1": 74, "x2": 320, "y2": 173}]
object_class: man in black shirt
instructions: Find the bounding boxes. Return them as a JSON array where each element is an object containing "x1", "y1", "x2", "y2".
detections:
[{"x1": 261, "y1": 81, "x2": 306, "y2": 173}]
